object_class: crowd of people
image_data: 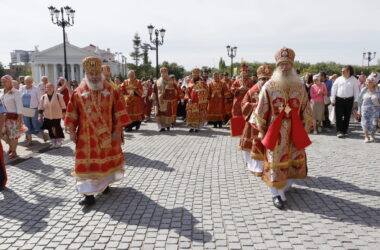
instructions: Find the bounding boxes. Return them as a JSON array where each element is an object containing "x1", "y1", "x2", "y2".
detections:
[
  {"x1": 0, "y1": 75, "x2": 73, "y2": 159},
  {"x1": 0, "y1": 49, "x2": 379, "y2": 208},
  {"x1": 301, "y1": 67, "x2": 380, "y2": 142}
]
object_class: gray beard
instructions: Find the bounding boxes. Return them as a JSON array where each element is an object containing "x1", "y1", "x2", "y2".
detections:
[
  {"x1": 271, "y1": 68, "x2": 300, "y2": 90},
  {"x1": 85, "y1": 76, "x2": 104, "y2": 90}
]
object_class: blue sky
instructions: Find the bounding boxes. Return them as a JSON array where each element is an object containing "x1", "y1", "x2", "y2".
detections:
[{"x1": 1, "y1": 0, "x2": 379, "y2": 70}]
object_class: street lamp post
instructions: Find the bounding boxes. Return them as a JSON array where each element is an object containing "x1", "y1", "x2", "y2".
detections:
[
  {"x1": 122, "y1": 55, "x2": 127, "y2": 78},
  {"x1": 363, "y1": 51, "x2": 376, "y2": 70},
  {"x1": 226, "y1": 45, "x2": 237, "y2": 76},
  {"x1": 147, "y1": 24, "x2": 165, "y2": 78},
  {"x1": 48, "y1": 6, "x2": 75, "y2": 81},
  {"x1": 115, "y1": 52, "x2": 122, "y2": 76}
]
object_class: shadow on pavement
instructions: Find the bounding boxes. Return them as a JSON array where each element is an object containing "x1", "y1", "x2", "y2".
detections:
[
  {"x1": 297, "y1": 176, "x2": 380, "y2": 197},
  {"x1": 126, "y1": 127, "x2": 230, "y2": 138},
  {"x1": 83, "y1": 187, "x2": 212, "y2": 243},
  {"x1": 15, "y1": 157, "x2": 70, "y2": 187},
  {"x1": 124, "y1": 152, "x2": 175, "y2": 172},
  {"x1": 286, "y1": 187, "x2": 380, "y2": 227},
  {"x1": 43, "y1": 145, "x2": 74, "y2": 156},
  {"x1": 318, "y1": 123, "x2": 365, "y2": 140},
  {"x1": 0, "y1": 188, "x2": 63, "y2": 234}
]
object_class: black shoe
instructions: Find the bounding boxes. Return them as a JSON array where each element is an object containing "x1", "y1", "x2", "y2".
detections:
[
  {"x1": 272, "y1": 195, "x2": 284, "y2": 210},
  {"x1": 166, "y1": 127, "x2": 170, "y2": 131},
  {"x1": 135, "y1": 124, "x2": 140, "y2": 130},
  {"x1": 0, "y1": 186, "x2": 5, "y2": 192},
  {"x1": 213, "y1": 123, "x2": 217, "y2": 128},
  {"x1": 194, "y1": 129, "x2": 199, "y2": 132},
  {"x1": 218, "y1": 122, "x2": 222, "y2": 128},
  {"x1": 159, "y1": 128, "x2": 166, "y2": 132},
  {"x1": 189, "y1": 128, "x2": 194, "y2": 133},
  {"x1": 102, "y1": 186, "x2": 110, "y2": 194},
  {"x1": 79, "y1": 195, "x2": 95, "y2": 206},
  {"x1": 125, "y1": 126, "x2": 132, "y2": 132}
]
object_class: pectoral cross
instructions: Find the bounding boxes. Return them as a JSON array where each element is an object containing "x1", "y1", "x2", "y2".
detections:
[
  {"x1": 101, "y1": 89, "x2": 110, "y2": 97},
  {"x1": 81, "y1": 90, "x2": 90, "y2": 98},
  {"x1": 284, "y1": 104, "x2": 292, "y2": 114}
]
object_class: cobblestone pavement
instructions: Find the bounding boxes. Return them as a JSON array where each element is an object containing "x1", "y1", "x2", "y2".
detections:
[
  {"x1": 4, "y1": 123, "x2": 70, "y2": 166},
  {"x1": 1, "y1": 121, "x2": 379, "y2": 250}
]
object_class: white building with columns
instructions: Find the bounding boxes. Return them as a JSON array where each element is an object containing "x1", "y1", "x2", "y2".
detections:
[{"x1": 31, "y1": 42, "x2": 124, "y2": 84}]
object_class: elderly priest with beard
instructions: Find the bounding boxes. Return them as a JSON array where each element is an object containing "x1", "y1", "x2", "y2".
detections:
[
  {"x1": 65, "y1": 57, "x2": 131, "y2": 206},
  {"x1": 249, "y1": 47, "x2": 313, "y2": 209}
]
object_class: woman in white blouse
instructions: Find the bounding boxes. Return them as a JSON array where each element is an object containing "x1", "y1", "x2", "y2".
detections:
[
  {"x1": 19, "y1": 76, "x2": 47, "y2": 146},
  {"x1": 0, "y1": 75, "x2": 25, "y2": 159}
]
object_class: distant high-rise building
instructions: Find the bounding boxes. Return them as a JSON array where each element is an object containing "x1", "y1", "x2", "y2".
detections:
[{"x1": 10, "y1": 50, "x2": 34, "y2": 64}]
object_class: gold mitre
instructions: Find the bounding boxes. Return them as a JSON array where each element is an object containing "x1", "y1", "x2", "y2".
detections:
[
  {"x1": 82, "y1": 57, "x2": 102, "y2": 74},
  {"x1": 192, "y1": 68, "x2": 201, "y2": 75},
  {"x1": 257, "y1": 64, "x2": 274, "y2": 79},
  {"x1": 275, "y1": 47, "x2": 295, "y2": 66},
  {"x1": 241, "y1": 61, "x2": 249, "y2": 72}
]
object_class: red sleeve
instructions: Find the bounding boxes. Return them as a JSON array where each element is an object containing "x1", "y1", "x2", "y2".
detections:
[
  {"x1": 64, "y1": 91, "x2": 79, "y2": 134},
  {"x1": 112, "y1": 88, "x2": 132, "y2": 131}
]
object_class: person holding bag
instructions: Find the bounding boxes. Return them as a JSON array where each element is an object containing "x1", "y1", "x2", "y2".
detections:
[
  {"x1": 0, "y1": 75, "x2": 25, "y2": 159},
  {"x1": 19, "y1": 76, "x2": 47, "y2": 146},
  {"x1": 38, "y1": 83, "x2": 66, "y2": 148}
]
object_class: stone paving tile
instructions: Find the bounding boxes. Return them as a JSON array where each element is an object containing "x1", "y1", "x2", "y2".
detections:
[{"x1": 0, "y1": 121, "x2": 379, "y2": 249}]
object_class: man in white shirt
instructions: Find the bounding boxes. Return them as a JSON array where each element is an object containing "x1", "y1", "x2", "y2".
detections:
[{"x1": 330, "y1": 65, "x2": 360, "y2": 138}]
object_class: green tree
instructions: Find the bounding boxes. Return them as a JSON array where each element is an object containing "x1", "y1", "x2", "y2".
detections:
[
  {"x1": 160, "y1": 61, "x2": 186, "y2": 80},
  {"x1": 142, "y1": 46, "x2": 149, "y2": 65},
  {"x1": 218, "y1": 58, "x2": 226, "y2": 72},
  {"x1": 129, "y1": 33, "x2": 143, "y2": 67},
  {"x1": 0, "y1": 62, "x2": 5, "y2": 78},
  {"x1": 138, "y1": 46, "x2": 155, "y2": 80}
]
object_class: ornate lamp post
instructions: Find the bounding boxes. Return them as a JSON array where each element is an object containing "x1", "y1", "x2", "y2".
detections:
[
  {"x1": 147, "y1": 24, "x2": 166, "y2": 78},
  {"x1": 48, "y1": 6, "x2": 75, "y2": 81},
  {"x1": 226, "y1": 45, "x2": 237, "y2": 76},
  {"x1": 122, "y1": 55, "x2": 127, "y2": 78},
  {"x1": 363, "y1": 51, "x2": 376, "y2": 70},
  {"x1": 115, "y1": 52, "x2": 122, "y2": 76}
]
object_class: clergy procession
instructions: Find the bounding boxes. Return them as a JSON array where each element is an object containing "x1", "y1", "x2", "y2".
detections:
[
  {"x1": 1, "y1": 1, "x2": 380, "y2": 248},
  {"x1": 2, "y1": 47, "x2": 379, "y2": 210}
]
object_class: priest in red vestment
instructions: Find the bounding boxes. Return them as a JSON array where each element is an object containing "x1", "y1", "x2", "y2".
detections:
[
  {"x1": 249, "y1": 47, "x2": 313, "y2": 209},
  {"x1": 185, "y1": 68, "x2": 209, "y2": 132},
  {"x1": 142, "y1": 80, "x2": 153, "y2": 122},
  {"x1": 230, "y1": 62, "x2": 255, "y2": 136},
  {"x1": 239, "y1": 64, "x2": 273, "y2": 176},
  {"x1": 120, "y1": 71, "x2": 144, "y2": 131},
  {"x1": 207, "y1": 72, "x2": 227, "y2": 128},
  {"x1": 65, "y1": 57, "x2": 131, "y2": 206},
  {"x1": 152, "y1": 67, "x2": 177, "y2": 132},
  {"x1": 221, "y1": 72, "x2": 234, "y2": 123},
  {"x1": 170, "y1": 75, "x2": 184, "y2": 127},
  {"x1": 102, "y1": 65, "x2": 118, "y2": 89}
]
